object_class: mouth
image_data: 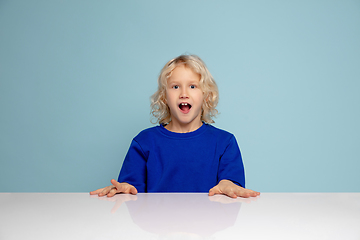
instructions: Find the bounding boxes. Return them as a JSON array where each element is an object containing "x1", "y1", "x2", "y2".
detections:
[{"x1": 179, "y1": 103, "x2": 192, "y2": 113}]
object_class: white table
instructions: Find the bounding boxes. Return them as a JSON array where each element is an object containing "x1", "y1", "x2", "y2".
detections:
[{"x1": 0, "y1": 193, "x2": 359, "y2": 240}]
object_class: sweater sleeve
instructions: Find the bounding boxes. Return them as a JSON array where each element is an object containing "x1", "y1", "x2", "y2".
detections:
[
  {"x1": 218, "y1": 135, "x2": 246, "y2": 188},
  {"x1": 118, "y1": 139, "x2": 147, "y2": 192}
]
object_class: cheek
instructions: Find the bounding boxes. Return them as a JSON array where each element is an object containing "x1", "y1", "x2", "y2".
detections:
[
  {"x1": 197, "y1": 91, "x2": 205, "y2": 102},
  {"x1": 165, "y1": 92, "x2": 176, "y2": 106},
  {"x1": 164, "y1": 90, "x2": 171, "y2": 103}
]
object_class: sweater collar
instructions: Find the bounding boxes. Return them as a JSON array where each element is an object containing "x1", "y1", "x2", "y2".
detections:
[{"x1": 158, "y1": 122, "x2": 208, "y2": 138}]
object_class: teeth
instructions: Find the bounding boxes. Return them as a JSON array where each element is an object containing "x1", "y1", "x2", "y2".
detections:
[{"x1": 181, "y1": 103, "x2": 188, "y2": 105}]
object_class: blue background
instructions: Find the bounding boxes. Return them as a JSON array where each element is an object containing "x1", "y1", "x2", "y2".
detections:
[{"x1": 1, "y1": 0, "x2": 359, "y2": 192}]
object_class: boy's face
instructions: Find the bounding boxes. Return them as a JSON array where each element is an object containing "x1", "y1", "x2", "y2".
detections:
[{"x1": 166, "y1": 65, "x2": 204, "y2": 130}]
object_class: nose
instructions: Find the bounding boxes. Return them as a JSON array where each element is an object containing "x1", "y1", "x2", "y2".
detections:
[{"x1": 180, "y1": 88, "x2": 189, "y2": 99}]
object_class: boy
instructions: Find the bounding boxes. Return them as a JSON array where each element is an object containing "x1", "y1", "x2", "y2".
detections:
[{"x1": 90, "y1": 55, "x2": 260, "y2": 198}]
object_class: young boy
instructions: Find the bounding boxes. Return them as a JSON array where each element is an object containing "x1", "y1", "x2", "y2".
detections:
[{"x1": 90, "y1": 55, "x2": 260, "y2": 198}]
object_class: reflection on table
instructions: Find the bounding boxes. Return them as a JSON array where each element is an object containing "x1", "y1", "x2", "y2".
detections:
[{"x1": 102, "y1": 193, "x2": 244, "y2": 237}]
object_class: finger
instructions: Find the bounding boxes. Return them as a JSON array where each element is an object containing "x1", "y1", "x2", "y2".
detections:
[
  {"x1": 235, "y1": 188, "x2": 259, "y2": 198},
  {"x1": 208, "y1": 187, "x2": 215, "y2": 196},
  {"x1": 235, "y1": 188, "x2": 251, "y2": 198},
  {"x1": 107, "y1": 188, "x2": 118, "y2": 197},
  {"x1": 244, "y1": 189, "x2": 260, "y2": 197},
  {"x1": 99, "y1": 185, "x2": 115, "y2": 197},
  {"x1": 254, "y1": 190, "x2": 261, "y2": 196},
  {"x1": 129, "y1": 186, "x2": 138, "y2": 195},
  {"x1": 249, "y1": 191, "x2": 260, "y2": 197},
  {"x1": 110, "y1": 179, "x2": 124, "y2": 192},
  {"x1": 223, "y1": 189, "x2": 237, "y2": 199},
  {"x1": 241, "y1": 192, "x2": 251, "y2": 198},
  {"x1": 121, "y1": 184, "x2": 137, "y2": 195},
  {"x1": 89, "y1": 188, "x2": 104, "y2": 195},
  {"x1": 111, "y1": 180, "x2": 138, "y2": 195},
  {"x1": 208, "y1": 186, "x2": 221, "y2": 196}
]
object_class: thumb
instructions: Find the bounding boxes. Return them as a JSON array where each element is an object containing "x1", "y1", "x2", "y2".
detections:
[
  {"x1": 110, "y1": 179, "x2": 119, "y2": 185},
  {"x1": 130, "y1": 186, "x2": 138, "y2": 195},
  {"x1": 110, "y1": 179, "x2": 122, "y2": 191},
  {"x1": 208, "y1": 186, "x2": 221, "y2": 196}
]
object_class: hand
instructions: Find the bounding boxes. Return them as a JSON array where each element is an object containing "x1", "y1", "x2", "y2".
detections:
[
  {"x1": 89, "y1": 179, "x2": 138, "y2": 197},
  {"x1": 208, "y1": 179, "x2": 260, "y2": 198}
]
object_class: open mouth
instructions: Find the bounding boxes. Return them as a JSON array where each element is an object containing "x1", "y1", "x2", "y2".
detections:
[{"x1": 179, "y1": 103, "x2": 192, "y2": 113}]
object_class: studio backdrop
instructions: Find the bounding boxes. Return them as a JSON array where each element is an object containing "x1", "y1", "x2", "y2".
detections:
[{"x1": 0, "y1": 0, "x2": 359, "y2": 192}]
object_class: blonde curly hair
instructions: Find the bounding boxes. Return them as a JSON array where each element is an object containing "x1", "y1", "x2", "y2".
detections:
[{"x1": 150, "y1": 54, "x2": 219, "y2": 124}]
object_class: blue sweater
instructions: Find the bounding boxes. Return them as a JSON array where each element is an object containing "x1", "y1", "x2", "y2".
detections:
[{"x1": 118, "y1": 123, "x2": 245, "y2": 192}]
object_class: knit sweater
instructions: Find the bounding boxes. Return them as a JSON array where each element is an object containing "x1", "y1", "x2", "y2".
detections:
[{"x1": 118, "y1": 123, "x2": 245, "y2": 192}]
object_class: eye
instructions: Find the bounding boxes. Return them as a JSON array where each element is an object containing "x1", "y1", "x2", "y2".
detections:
[
  {"x1": 190, "y1": 85, "x2": 196, "y2": 89},
  {"x1": 173, "y1": 85, "x2": 179, "y2": 89}
]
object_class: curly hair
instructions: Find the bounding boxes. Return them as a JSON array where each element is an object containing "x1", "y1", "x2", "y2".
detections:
[{"x1": 150, "y1": 54, "x2": 219, "y2": 124}]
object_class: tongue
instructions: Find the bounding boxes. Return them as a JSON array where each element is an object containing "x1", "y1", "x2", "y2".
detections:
[{"x1": 180, "y1": 105, "x2": 190, "y2": 112}]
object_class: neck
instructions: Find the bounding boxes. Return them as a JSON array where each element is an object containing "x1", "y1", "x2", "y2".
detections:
[{"x1": 165, "y1": 120, "x2": 203, "y2": 133}]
